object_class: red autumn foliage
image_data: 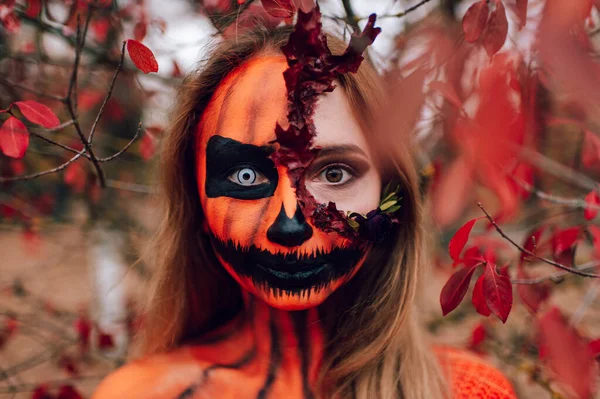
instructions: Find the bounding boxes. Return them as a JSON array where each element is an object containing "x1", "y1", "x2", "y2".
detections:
[
  {"x1": 13, "y1": 100, "x2": 60, "y2": 129},
  {"x1": 472, "y1": 273, "x2": 492, "y2": 317},
  {"x1": 31, "y1": 384, "x2": 53, "y2": 399},
  {"x1": 126, "y1": 39, "x2": 159, "y2": 74},
  {"x1": 97, "y1": 331, "x2": 115, "y2": 350},
  {"x1": 585, "y1": 190, "x2": 600, "y2": 221},
  {"x1": 481, "y1": 263, "x2": 512, "y2": 323},
  {"x1": 0, "y1": 116, "x2": 29, "y2": 159},
  {"x1": 448, "y1": 218, "x2": 481, "y2": 263},
  {"x1": 64, "y1": 162, "x2": 87, "y2": 194},
  {"x1": 440, "y1": 264, "x2": 479, "y2": 316},
  {"x1": 140, "y1": 133, "x2": 156, "y2": 161},
  {"x1": 57, "y1": 385, "x2": 83, "y2": 399},
  {"x1": 469, "y1": 323, "x2": 487, "y2": 352},
  {"x1": 538, "y1": 307, "x2": 597, "y2": 399},
  {"x1": 461, "y1": 0, "x2": 508, "y2": 57},
  {"x1": 74, "y1": 314, "x2": 91, "y2": 354}
]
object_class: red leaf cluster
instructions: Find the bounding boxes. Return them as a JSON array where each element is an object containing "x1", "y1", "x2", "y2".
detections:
[
  {"x1": 126, "y1": 39, "x2": 158, "y2": 74},
  {"x1": 537, "y1": 307, "x2": 597, "y2": 399},
  {"x1": 461, "y1": 0, "x2": 509, "y2": 57},
  {"x1": 584, "y1": 190, "x2": 600, "y2": 221},
  {"x1": 271, "y1": 5, "x2": 380, "y2": 237},
  {"x1": 0, "y1": 100, "x2": 61, "y2": 159},
  {"x1": 441, "y1": 218, "x2": 514, "y2": 322}
]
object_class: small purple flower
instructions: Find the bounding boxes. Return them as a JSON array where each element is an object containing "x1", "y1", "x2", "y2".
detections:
[{"x1": 357, "y1": 209, "x2": 394, "y2": 244}]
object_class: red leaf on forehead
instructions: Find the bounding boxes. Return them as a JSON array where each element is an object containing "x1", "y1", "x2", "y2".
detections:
[{"x1": 271, "y1": 5, "x2": 380, "y2": 238}]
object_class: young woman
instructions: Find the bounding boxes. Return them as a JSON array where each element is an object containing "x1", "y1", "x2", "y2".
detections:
[{"x1": 93, "y1": 21, "x2": 517, "y2": 399}]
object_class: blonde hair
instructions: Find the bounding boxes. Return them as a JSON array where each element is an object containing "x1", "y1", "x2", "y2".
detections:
[{"x1": 139, "y1": 25, "x2": 448, "y2": 399}]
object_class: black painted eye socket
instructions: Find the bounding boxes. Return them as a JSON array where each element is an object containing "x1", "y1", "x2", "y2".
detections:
[{"x1": 205, "y1": 135, "x2": 279, "y2": 200}]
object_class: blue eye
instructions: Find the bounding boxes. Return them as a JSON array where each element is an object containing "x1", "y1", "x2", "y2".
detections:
[{"x1": 228, "y1": 167, "x2": 267, "y2": 186}]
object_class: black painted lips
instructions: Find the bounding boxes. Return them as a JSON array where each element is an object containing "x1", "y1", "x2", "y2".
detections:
[{"x1": 210, "y1": 236, "x2": 364, "y2": 293}]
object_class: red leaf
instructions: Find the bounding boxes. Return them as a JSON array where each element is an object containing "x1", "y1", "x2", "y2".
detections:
[
  {"x1": 584, "y1": 190, "x2": 600, "y2": 220},
  {"x1": 172, "y1": 60, "x2": 183, "y2": 78},
  {"x1": 483, "y1": 0, "x2": 509, "y2": 57},
  {"x1": 462, "y1": 1, "x2": 489, "y2": 43},
  {"x1": 140, "y1": 133, "x2": 155, "y2": 160},
  {"x1": 31, "y1": 384, "x2": 53, "y2": 399},
  {"x1": 57, "y1": 385, "x2": 83, "y2": 399},
  {"x1": 25, "y1": 0, "x2": 42, "y2": 18},
  {"x1": 589, "y1": 339, "x2": 600, "y2": 358},
  {"x1": 552, "y1": 227, "x2": 581, "y2": 257},
  {"x1": 517, "y1": 268, "x2": 551, "y2": 314},
  {"x1": 440, "y1": 265, "x2": 479, "y2": 316},
  {"x1": 469, "y1": 323, "x2": 487, "y2": 351},
  {"x1": 126, "y1": 39, "x2": 158, "y2": 74},
  {"x1": 428, "y1": 80, "x2": 463, "y2": 108},
  {"x1": 462, "y1": 246, "x2": 484, "y2": 268},
  {"x1": 583, "y1": 131, "x2": 600, "y2": 168},
  {"x1": 91, "y1": 18, "x2": 111, "y2": 43},
  {"x1": 262, "y1": 0, "x2": 295, "y2": 18},
  {"x1": 133, "y1": 21, "x2": 147, "y2": 41},
  {"x1": 0, "y1": 116, "x2": 29, "y2": 159},
  {"x1": 521, "y1": 226, "x2": 546, "y2": 263},
  {"x1": 538, "y1": 307, "x2": 597, "y2": 399},
  {"x1": 507, "y1": 0, "x2": 528, "y2": 30},
  {"x1": 98, "y1": 331, "x2": 115, "y2": 349},
  {"x1": 14, "y1": 100, "x2": 60, "y2": 128},
  {"x1": 59, "y1": 355, "x2": 79, "y2": 377},
  {"x1": 64, "y1": 163, "x2": 86, "y2": 193},
  {"x1": 472, "y1": 273, "x2": 492, "y2": 316},
  {"x1": 74, "y1": 314, "x2": 91, "y2": 354},
  {"x1": 482, "y1": 262, "x2": 513, "y2": 323},
  {"x1": 448, "y1": 218, "x2": 480, "y2": 262}
]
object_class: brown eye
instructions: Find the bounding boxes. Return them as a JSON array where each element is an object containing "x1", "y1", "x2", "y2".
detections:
[{"x1": 325, "y1": 167, "x2": 343, "y2": 183}]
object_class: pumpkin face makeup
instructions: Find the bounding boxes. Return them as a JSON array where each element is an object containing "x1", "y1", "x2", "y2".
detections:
[{"x1": 196, "y1": 56, "x2": 381, "y2": 310}]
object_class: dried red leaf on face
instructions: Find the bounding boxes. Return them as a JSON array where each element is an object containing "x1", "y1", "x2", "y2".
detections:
[
  {"x1": 584, "y1": 190, "x2": 600, "y2": 220},
  {"x1": 428, "y1": 80, "x2": 463, "y2": 108},
  {"x1": 537, "y1": 307, "x2": 597, "y2": 399},
  {"x1": 31, "y1": 384, "x2": 53, "y2": 399},
  {"x1": 262, "y1": 0, "x2": 295, "y2": 18},
  {"x1": 13, "y1": 100, "x2": 60, "y2": 128},
  {"x1": 448, "y1": 218, "x2": 481, "y2": 263},
  {"x1": 440, "y1": 265, "x2": 479, "y2": 316},
  {"x1": 0, "y1": 116, "x2": 29, "y2": 159},
  {"x1": 462, "y1": 0, "x2": 489, "y2": 43},
  {"x1": 126, "y1": 39, "x2": 158, "y2": 74},
  {"x1": 482, "y1": 262, "x2": 512, "y2": 323},
  {"x1": 472, "y1": 273, "x2": 492, "y2": 316},
  {"x1": 98, "y1": 331, "x2": 115, "y2": 350},
  {"x1": 57, "y1": 385, "x2": 83, "y2": 399}
]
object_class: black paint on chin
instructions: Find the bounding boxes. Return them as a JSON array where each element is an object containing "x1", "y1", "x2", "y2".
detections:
[
  {"x1": 210, "y1": 234, "x2": 365, "y2": 297},
  {"x1": 205, "y1": 135, "x2": 278, "y2": 200}
]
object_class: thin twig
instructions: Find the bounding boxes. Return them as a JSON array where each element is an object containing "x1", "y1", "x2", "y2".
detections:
[
  {"x1": 511, "y1": 176, "x2": 600, "y2": 211},
  {"x1": 29, "y1": 131, "x2": 90, "y2": 159},
  {"x1": 478, "y1": 202, "x2": 600, "y2": 278},
  {"x1": 511, "y1": 261, "x2": 600, "y2": 284},
  {"x1": 98, "y1": 121, "x2": 142, "y2": 162},
  {"x1": 341, "y1": 0, "x2": 360, "y2": 32},
  {"x1": 88, "y1": 41, "x2": 126, "y2": 145},
  {"x1": 0, "y1": 77, "x2": 64, "y2": 102}
]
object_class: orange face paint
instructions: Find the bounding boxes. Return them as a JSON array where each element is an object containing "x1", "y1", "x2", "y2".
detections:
[{"x1": 196, "y1": 56, "x2": 369, "y2": 310}]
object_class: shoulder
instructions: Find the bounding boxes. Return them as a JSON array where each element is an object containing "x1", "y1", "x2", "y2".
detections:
[
  {"x1": 433, "y1": 346, "x2": 517, "y2": 399},
  {"x1": 92, "y1": 347, "x2": 210, "y2": 399}
]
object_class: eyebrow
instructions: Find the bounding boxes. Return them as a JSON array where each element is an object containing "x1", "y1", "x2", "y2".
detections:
[{"x1": 313, "y1": 144, "x2": 368, "y2": 158}]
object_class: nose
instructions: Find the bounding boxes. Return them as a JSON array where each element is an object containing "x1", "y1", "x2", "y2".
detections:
[{"x1": 267, "y1": 203, "x2": 313, "y2": 247}]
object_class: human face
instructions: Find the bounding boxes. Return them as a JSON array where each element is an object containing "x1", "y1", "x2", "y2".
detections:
[{"x1": 196, "y1": 56, "x2": 381, "y2": 310}]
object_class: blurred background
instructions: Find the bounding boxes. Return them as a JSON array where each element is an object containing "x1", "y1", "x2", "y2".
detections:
[{"x1": 2, "y1": 0, "x2": 600, "y2": 398}]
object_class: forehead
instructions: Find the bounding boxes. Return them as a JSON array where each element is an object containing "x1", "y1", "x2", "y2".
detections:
[{"x1": 198, "y1": 56, "x2": 288, "y2": 146}]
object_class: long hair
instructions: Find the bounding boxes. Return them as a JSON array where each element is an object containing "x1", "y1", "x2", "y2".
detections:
[{"x1": 139, "y1": 25, "x2": 448, "y2": 399}]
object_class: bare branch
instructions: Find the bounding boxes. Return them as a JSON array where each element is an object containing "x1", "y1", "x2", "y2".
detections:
[
  {"x1": 478, "y1": 202, "x2": 600, "y2": 278},
  {"x1": 98, "y1": 121, "x2": 143, "y2": 162}
]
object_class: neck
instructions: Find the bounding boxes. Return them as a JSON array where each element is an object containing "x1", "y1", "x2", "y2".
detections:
[{"x1": 243, "y1": 292, "x2": 325, "y2": 395}]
